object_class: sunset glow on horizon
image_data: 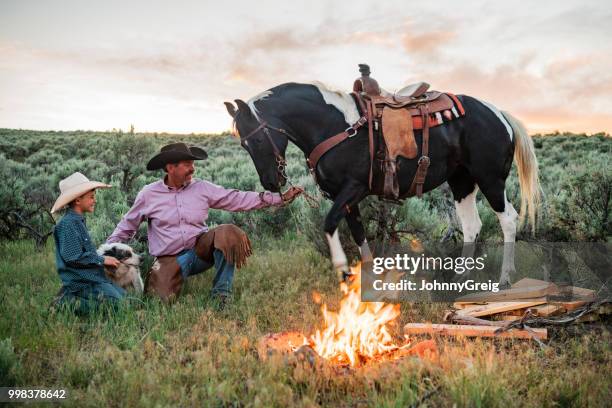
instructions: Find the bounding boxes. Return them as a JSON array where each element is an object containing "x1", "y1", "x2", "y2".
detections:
[{"x1": 1, "y1": 0, "x2": 611, "y2": 135}]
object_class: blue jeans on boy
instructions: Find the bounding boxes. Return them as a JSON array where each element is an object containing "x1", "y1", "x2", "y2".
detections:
[{"x1": 176, "y1": 248, "x2": 234, "y2": 296}]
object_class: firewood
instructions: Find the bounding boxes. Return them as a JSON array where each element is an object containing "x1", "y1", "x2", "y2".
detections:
[
  {"x1": 513, "y1": 279, "x2": 596, "y2": 300},
  {"x1": 528, "y1": 304, "x2": 565, "y2": 317},
  {"x1": 558, "y1": 285, "x2": 596, "y2": 300},
  {"x1": 456, "y1": 299, "x2": 547, "y2": 317},
  {"x1": 512, "y1": 278, "x2": 555, "y2": 288},
  {"x1": 455, "y1": 280, "x2": 558, "y2": 303},
  {"x1": 404, "y1": 323, "x2": 547, "y2": 340},
  {"x1": 553, "y1": 300, "x2": 589, "y2": 311},
  {"x1": 499, "y1": 315, "x2": 521, "y2": 321}
]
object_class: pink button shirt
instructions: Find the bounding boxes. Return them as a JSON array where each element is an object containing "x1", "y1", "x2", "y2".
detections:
[{"x1": 107, "y1": 179, "x2": 282, "y2": 256}]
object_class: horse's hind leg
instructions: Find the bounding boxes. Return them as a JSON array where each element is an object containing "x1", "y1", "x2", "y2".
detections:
[
  {"x1": 448, "y1": 167, "x2": 482, "y2": 262},
  {"x1": 477, "y1": 178, "x2": 518, "y2": 287}
]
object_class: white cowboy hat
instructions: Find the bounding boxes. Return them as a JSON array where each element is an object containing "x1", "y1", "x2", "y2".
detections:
[{"x1": 51, "y1": 172, "x2": 111, "y2": 213}]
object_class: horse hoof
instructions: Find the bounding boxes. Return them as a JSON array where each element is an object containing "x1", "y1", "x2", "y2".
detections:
[
  {"x1": 336, "y1": 267, "x2": 351, "y2": 282},
  {"x1": 341, "y1": 271, "x2": 356, "y2": 284}
]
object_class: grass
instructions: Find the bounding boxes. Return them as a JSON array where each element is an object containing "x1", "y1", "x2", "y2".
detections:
[{"x1": 0, "y1": 237, "x2": 610, "y2": 407}]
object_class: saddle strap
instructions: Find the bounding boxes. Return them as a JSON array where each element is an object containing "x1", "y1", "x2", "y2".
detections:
[
  {"x1": 367, "y1": 98, "x2": 375, "y2": 189},
  {"x1": 349, "y1": 93, "x2": 375, "y2": 189},
  {"x1": 409, "y1": 104, "x2": 431, "y2": 197},
  {"x1": 307, "y1": 114, "x2": 367, "y2": 179}
]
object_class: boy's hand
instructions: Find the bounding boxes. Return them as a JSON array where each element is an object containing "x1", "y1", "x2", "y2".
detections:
[
  {"x1": 104, "y1": 256, "x2": 121, "y2": 268},
  {"x1": 281, "y1": 186, "x2": 304, "y2": 204}
]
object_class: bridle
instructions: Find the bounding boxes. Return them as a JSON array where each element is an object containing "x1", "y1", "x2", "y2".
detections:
[
  {"x1": 240, "y1": 119, "x2": 292, "y2": 187},
  {"x1": 238, "y1": 118, "x2": 321, "y2": 207}
]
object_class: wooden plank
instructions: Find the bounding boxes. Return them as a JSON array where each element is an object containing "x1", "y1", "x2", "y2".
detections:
[
  {"x1": 529, "y1": 304, "x2": 565, "y2": 317},
  {"x1": 404, "y1": 323, "x2": 547, "y2": 340},
  {"x1": 513, "y1": 279, "x2": 595, "y2": 300},
  {"x1": 455, "y1": 283, "x2": 557, "y2": 303},
  {"x1": 453, "y1": 301, "x2": 487, "y2": 309},
  {"x1": 558, "y1": 286, "x2": 596, "y2": 300},
  {"x1": 512, "y1": 278, "x2": 554, "y2": 288},
  {"x1": 553, "y1": 300, "x2": 589, "y2": 311},
  {"x1": 457, "y1": 299, "x2": 547, "y2": 317},
  {"x1": 506, "y1": 308, "x2": 530, "y2": 316}
]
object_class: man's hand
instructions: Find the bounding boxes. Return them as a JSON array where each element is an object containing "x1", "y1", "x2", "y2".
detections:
[
  {"x1": 281, "y1": 186, "x2": 304, "y2": 204},
  {"x1": 104, "y1": 256, "x2": 121, "y2": 268}
]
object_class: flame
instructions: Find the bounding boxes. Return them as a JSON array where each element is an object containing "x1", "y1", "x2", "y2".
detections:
[{"x1": 309, "y1": 263, "x2": 409, "y2": 367}]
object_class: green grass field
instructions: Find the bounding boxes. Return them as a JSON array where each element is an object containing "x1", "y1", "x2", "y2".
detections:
[
  {"x1": 0, "y1": 130, "x2": 610, "y2": 406},
  {"x1": 1, "y1": 236, "x2": 610, "y2": 407}
]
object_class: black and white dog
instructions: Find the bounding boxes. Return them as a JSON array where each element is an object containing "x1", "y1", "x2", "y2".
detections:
[{"x1": 97, "y1": 243, "x2": 144, "y2": 293}]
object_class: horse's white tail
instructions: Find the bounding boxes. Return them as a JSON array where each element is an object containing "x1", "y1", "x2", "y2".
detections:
[{"x1": 502, "y1": 111, "x2": 542, "y2": 234}]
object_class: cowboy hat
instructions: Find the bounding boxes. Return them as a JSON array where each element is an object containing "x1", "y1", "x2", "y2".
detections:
[
  {"x1": 146, "y1": 142, "x2": 208, "y2": 171},
  {"x1": 51, "y1": 172, "x2": 111, "y2": 213}
]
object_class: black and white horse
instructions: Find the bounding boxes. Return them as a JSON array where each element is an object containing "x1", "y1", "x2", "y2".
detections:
[{"x1": 225, "y1": 82, "x2": 541, "y2": 285}]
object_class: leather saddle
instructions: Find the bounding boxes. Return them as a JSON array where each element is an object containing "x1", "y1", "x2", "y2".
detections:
[{"x1": 353, "y1": 64, "x2": 464, "y2": 200}]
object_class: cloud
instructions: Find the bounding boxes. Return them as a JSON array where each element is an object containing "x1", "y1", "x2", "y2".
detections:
[
  {"x1": 428, "y1": 54, "x2": 612, "y2": 134},
  {"x1": 1, "y1": 4, "x2": 610, "y2": 135},
  {"x1": 402, "y1": 30, "x2": 456, "y2": 55}
]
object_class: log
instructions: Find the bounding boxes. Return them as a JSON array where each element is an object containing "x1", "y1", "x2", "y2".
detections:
[
  {"x1": 457, "y1": 299, "x2": 547, "y2": 317},
  {"x1": 513, "y1": 279, "x2": 596, "y2": 300},
  {"x1": 453, "y1": 301, "x2": 487, "y2": 309},
  {"x1": 558, "y1": 285, "x2": 596, "y2": 300},
  {"x1": 447, "y1": 313, "x2": 508, "y2": 326},
  {"x1": 529, "y1": 304, "x2": 565, "y2": 317},
  {"x1": 455, "y1": 280, "x2": 558, "y2": 303},
  {"x1": 512, "y1": 278, "x2": 555, "y2": 288},
  {"x1": 404, "y1": 323, "x2": 547, "y2": 340},
  {"x1": 553, "y1": 300, "x2": 589, "y2": 311}
]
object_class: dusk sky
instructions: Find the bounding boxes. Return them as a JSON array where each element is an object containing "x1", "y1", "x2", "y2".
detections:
[{"x1": 1, "y1": 0, "x2": 611, "y2": 134}]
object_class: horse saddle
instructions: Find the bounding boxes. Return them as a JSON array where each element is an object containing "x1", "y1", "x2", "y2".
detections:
[{"x1": 353, "y1": 64, "x2": 465, "y2": 199}]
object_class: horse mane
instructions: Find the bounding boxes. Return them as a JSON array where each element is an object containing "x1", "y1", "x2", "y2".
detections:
[
  {"x1": 247, "y1": 90, "x2": 273, "y2": 121},
  {"x1": 308, "y1": 81, "x2": 360, "y2": 126},
  {"x1": 240, "y1": 81, "x2": 360, "y2": 131},
  {"x1": 230, "y1": 90, "x2": 273, "y2": 138}
]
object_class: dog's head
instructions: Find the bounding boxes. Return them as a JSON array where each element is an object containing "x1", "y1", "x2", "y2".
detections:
[{"x1": 97, "y1": 242, "x2": 141, "y2": 266}]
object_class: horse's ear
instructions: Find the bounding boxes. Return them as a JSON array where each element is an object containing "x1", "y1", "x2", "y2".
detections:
[
  {"x1": 224, "y1": 101, "x2": 237, "y2": 118},
  {"x1": 234, "y1": 99, "x2": 253, "y2": 119}
]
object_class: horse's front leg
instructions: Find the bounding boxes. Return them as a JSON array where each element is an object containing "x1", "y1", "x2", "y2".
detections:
[
  {"x1": 324, "y1": 180, "x2": 369, "y2": 281},
  {"x1": 346, "y1": 204, "x2": 373, "y2": 262}
]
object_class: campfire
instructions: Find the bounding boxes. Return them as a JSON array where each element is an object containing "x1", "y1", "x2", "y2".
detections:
[{"x1": 258, "y1": 263, "x2": 436, "y2": 368}]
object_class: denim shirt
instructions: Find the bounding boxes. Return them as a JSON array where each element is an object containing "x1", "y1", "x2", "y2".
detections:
[{"x1": 53, "y1": 209, "x2": 109, "y2": 291}]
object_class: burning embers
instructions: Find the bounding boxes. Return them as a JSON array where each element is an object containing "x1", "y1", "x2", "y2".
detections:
[{"x1": 258, "y1": 263, "x2": 436, "y2": 368}]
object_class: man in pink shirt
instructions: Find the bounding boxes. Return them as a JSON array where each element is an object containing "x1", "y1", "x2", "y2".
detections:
[{"x1": 107, "y1": 142, "x2": 302, "y2": 306}]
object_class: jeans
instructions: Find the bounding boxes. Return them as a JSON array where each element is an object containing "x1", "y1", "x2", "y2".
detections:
[
  {"x1": 176, "y1": 248, "x2": 234, "y2": 296},
  {"x1": 56, "y1": 281, "x2": 125, "y2": 316}
]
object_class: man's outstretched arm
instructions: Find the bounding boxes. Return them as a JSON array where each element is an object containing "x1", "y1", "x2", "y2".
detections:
[
  {"x1": 106, "y1": 190, "x2": 147, "y2": 243},
  {"x1": 205, "y1": 182, "x2": 302, "y2": 211}
]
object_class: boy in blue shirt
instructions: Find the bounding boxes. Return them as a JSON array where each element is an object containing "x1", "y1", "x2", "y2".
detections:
[{"x1": 51, "y1": 172, "x2": 125, "y2": 315}]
